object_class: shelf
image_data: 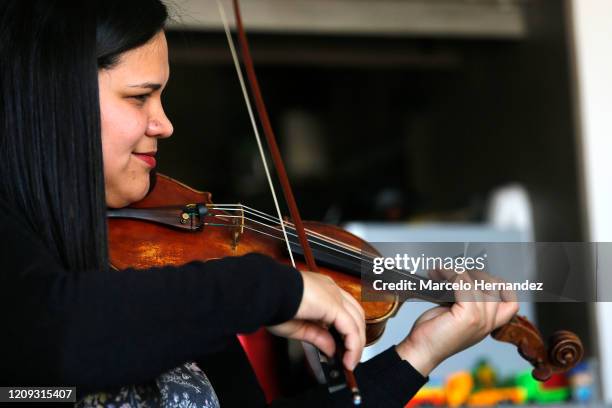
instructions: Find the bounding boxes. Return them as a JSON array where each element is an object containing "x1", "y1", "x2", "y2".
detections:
[{"x1": 169, "y1": 0, "x2": 526, "y2": 39}]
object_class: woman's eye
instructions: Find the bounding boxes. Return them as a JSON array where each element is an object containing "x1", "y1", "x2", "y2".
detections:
[{"x1": 130, "y1": 94, "x2": 151, "y2": 103}]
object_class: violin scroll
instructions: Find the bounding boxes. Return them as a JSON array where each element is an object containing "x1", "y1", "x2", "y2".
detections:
[{"x1": 491, "y1": 315, "x2": 583, "y2": 381}]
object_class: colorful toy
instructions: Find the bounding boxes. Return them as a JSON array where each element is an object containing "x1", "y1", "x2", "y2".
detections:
[
  {"x1": 472, "y1": 359, "x2": 497, "y2": 389},
  {"x1": 515, "y1": 369, "x2": 570, "y2": 403},
  {"x1": 445, "y1": 371, "x2": 473, "y2": 407},
  {"x1": 404, "y1": 357, "x2": 589, "y2": 407},
  {"x1": 466, "y1": 387, "x2": 527, "y2": 406},
  {"x1": 567, "y1": 361, "x2": 594, "y2": 402},
  {"x1": 405, "y1": 379, "x2": 445, "y2": 408}
]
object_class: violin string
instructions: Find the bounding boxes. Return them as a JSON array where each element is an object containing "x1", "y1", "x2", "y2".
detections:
[
  {"x1": 212, "y1": 206, "x2": 364, "y2": 255},
  {"x1": 208, "y1": 210, "x2": 362, "y2": 258},
  {"x1": 218, "y1": 213, "x2": 368, "y2": 264},
  {"x1": 210, "y1": 204, "x2": 371, "y2": 256},
  {"x1": 203, "y1": 221, "x2": 283, "y2": 242},
  {"x1": 215, "y1": 0, "x2": 297, "y2": 268},
  {"x1": 209, "y1": 207, "x2": 370, "y2": 259},
  {"x1": 236, "y1": 204, "x2": 367, "y2": 254},
  {"x1": 209, "y1": 209, "x2": 376, "y2": 265},
  {"x1": 207, "y1": 211, "x2": 378, "y2": 267}
]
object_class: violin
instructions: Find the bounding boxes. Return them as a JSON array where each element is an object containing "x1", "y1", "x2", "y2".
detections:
[
  {"x1": 107, "y1": 173, "x2": 583, "y2": 382},
  {"x1": 108, "y1": 0, "x2": 583, "y2": 403}
]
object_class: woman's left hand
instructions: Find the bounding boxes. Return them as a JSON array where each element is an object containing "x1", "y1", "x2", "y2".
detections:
[{"x1": 395, "y1": 269, "x2": 519, "y2": 376}]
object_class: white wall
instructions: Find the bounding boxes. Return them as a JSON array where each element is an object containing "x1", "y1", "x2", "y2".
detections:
[{"x1": 569, "y1": 0, "x2": 612, "y2": 402}]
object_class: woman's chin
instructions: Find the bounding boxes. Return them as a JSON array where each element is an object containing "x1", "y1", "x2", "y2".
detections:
[{"x1": 105, "y1": 182, "x2": 150, "y2": 208}]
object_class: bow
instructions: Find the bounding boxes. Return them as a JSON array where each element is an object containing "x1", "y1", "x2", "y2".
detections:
[{"x1": 215, "y1": 0, "x2": 362, "y2": 404}]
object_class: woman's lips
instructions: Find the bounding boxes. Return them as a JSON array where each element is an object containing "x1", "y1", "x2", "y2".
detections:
[{"x1": 132, "y1": 152, "x2": 157, "y2": 168}]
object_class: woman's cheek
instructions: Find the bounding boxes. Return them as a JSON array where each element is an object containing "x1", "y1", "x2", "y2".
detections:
[
  {"x1": 101, "y1": 134, "x2": 128, "y2": 177},
  {"x1": 107, "y1": 123, "x2": 146, "y2": 166},
  {"x1": 101, "y1": 133, "x2": 138, "y2": 200}
]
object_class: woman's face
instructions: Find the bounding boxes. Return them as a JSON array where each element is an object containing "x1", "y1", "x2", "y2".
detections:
[{"x1": 99, "y1": 31, "x2": 173, "y2": 208}]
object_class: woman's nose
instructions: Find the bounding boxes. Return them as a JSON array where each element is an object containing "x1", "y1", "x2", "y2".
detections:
[{"x1": 146, "y1": 110, "x2": 173, "y2": 139}]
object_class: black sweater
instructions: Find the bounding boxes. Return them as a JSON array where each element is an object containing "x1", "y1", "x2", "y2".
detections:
[{"x1": 0, "y1": 200, "x2": 427, "y2": 407}]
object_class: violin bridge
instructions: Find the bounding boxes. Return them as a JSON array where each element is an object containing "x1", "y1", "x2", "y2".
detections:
[{"x1": 230, "y1": 205, "x2": 245, "y2": 251}]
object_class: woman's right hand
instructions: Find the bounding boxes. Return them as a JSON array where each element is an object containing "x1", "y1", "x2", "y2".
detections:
[{"x1": 267, "y1": 271, "x2": 366, "y2": 371}]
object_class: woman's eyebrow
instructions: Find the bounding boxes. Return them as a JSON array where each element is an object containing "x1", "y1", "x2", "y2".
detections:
[{"x1": 128, "y1": 82, "x2": 162, "y2": 90}]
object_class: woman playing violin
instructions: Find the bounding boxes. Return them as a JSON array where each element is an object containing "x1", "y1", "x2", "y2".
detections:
[{"x1": 0, "y1": 1, "x2": 518, "y2": 407}]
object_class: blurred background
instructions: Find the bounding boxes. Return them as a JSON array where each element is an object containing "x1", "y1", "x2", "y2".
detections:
[{"x1": 158, "y1": 0, "x2": 612, "y2": 405}]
